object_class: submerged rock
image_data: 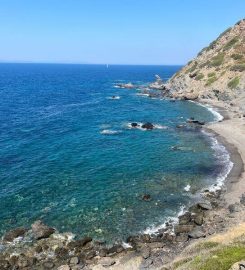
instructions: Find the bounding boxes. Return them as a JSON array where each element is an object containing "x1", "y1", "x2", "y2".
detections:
[
  {"x1": 142, "y1": 194, "x2": 151, "y2": 201},
  {"x1": 31, "y1": 220, "x2": 55, "y2": 240},
  {"x1": 3, "y1": 227, "x2": 27, "y2": 242}
]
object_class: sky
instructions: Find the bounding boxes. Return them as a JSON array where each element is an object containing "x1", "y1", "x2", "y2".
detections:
[{"x1": 0, "y1": 0, "x2": 244, "y2": 65}]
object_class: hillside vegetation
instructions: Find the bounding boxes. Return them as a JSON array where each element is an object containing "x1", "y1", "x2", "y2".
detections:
[{"x1": 167, "y1": 19, "x2": 245, "y2": 113}]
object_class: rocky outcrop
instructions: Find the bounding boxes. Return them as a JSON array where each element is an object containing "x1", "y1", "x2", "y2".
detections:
[{"x1": 167, "y1": 19, "x2": 245, "y2": 112}]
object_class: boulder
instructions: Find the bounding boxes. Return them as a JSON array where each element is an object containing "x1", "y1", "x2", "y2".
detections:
[
  {"x1": 57, "y1": 265, "x2": 70, "y2": 270},
  {"x1": 193, "y1": 213, "x2": 204, "y2": 225},
  {"x1": 176, "y1": 233, "x2": 189, "y2": 242},
  {"x1": 43, "y1": 261, "x2": 55, "y2": 269},
  {"x1": 100, "y1": 257, "x2": 116, "y2": 267},
  {"x1": 174, "y1": 225, "x2": 194, "y2": 234},
  {"x1": 198, "y1": 201, "x2": 212, "y2": 210},
  {"x1": 141, "y1": 122, "x2": 154, "y2": 130},
  {"x1": 3, "y1": 227, "x2": 27, "y2": 242},
  {"x1": 31, "y1": 220, "x2": 55, "y2": 240},
  {"x1": 131, "y1": 122, "x2": 139, "y2": 128},
  {"x1": 141, "y1": 246, "x2": 151, "y2": 259},
  {"x1": 70, "y1": 257, "x2": 80, "y2": 265},
  {"x1": 178, "y1": 212, "x2": 191, "y2": 225},
  {"x1": 188, "y1": 227, "x2": 206, "y2": 239},
  {"x1": 228, "y1": 203, "x2": 240, "y2": 213}
]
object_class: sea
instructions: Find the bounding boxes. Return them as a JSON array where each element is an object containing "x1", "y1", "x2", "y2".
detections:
[{"x1": 0, "y1": 63, "x2": 232, "y2": 243}]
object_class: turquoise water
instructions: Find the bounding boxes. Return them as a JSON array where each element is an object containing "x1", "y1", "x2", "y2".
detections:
[{"x1": 0, "y1": 64, "x2": 228, "y2": 242}]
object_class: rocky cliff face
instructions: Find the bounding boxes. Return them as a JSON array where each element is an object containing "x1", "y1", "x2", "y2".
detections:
[{"x1": 167, "y1": 19, "x2": 245, "y2": 112}]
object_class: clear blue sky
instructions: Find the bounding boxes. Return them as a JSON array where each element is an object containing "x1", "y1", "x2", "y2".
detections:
[{"x1": 0, "y1": 0, "x2": 244, "y2": 65}]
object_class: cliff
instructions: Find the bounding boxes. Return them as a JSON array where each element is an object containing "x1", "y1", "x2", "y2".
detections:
[{"x1": 167, "y1": 19, "x2": 245, "y2": 113}]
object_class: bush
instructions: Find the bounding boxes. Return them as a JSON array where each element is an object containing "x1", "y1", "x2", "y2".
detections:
[
  {"x1": 208, "y1": 72, "x2": 216, "y2": 77},
  {"x1": 231, "y1": 54, "x2": 243, "y2": 60},
  {"x1": 228, "y1": 77, "x2": 240, "y2": 89},
  {"x1": 186, "y1": 62, "x2": 198, "y2": 73},
  {"x1": 210, "y1": 53, "x2": 225, "y2": 67},
  {"x1": 230, "y1": 64, "x2": 245, "y2": 72},
  {"x1": 205, "y1": 76, "x2": 217, "y2": 86},
  {"x1": 195, "y1": 73, "x2": 204, "y2": 80},
  {"x1": 223, "y1": 37, "x2": 239, "y2": 50}
]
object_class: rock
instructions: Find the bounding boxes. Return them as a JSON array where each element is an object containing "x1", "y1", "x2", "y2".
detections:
[
  {"x1": 141, "y1": 246, "x2": 151, "y2": 259},
  {"x1": 3, "y1": 227, "x2": 27, "y2": 242},
  {"x1": 176, "y1": 233, "x2": 189, "y2": 242},
  {"x1": 55, "y1": 247, "x2": 69, "y2": 259},
  {"x1": 142, "y1": 194, "x2": 151, "y2": 201},
  {"x1": 141, "y1": 122, "x2": 154, "y2": 130},
  {"x1": 198, "y1": 201, "x2": 212, "y2": 210},
  {"x1": 43, "y1": 261, "x2": 55, "y2": 269},
  {"x1": 131, "y1": 122, "x2": 139, "y2": 128},
  {"x1": 193, "y1": 212, "x2": 204, "y2": 225},
  {"x1": 8, "y1": 256, "x2": 18, "y2": 267},
  {"x1": 86, "y1": 250, "x2": 96, "y2": 260},
  {"x1": 35, "y1": 245, "x2": 43, "y2": 253},
  {"x1": 57, "y1": 265, "x2": 70, "y2": 270},
  {"x1": 99, "y1": 248, "x2": 108, "y2": 257},
  {"x1": 108, "y1": 244, "x2": 124, "y2": 254},
  {"x1": 31, "y1": 220, "x2": 55, "y2": 240},
  {"x1": 174, "y1": 225, "x2": 194, "y2": 234},
  {"x1": 17, "y1": 255, "x2": 29, "y2": 268},
  {"x1": 67, "y1": 237, "x2": 92, "y2": 250},
  {"x1": 0, "y1": 259, "x2": 10, "y2": 269},
  {"x1": 141, "y1": 258, "x2": 153, "y2": 268},
  {"x1": 147, "y1": 242, "x2": 164, "y2": 249},
  {"x1": 100, "y1": 257, "x2": 116, "y2": 267},
  {"x1": 178, "y1": 212, "x2": 191, "y2": 225},
  {"x1": 188, "y1": 227, "x2": 206, "y2": 239},
  {"x1": 70, "y1": 257, "x2": 80, "y2": 265},
  {"x1": 239, "y1": 261, "x2": 245, "y2": 269},
  {"x1": 240, "y1": 194, "x2": 245, "y2": 205},
  {"x1": 228, "y1": 203, "x2": 240, "y2": 213}
]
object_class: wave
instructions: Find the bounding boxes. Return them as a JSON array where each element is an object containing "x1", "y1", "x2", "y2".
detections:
[
  {"x1": 189, "y1": 100, "x2": 224, "y2": 122},
  {"x1": 201, "y1": 130, "x2": 233, "y2": 192},
  {"x1": 100, "y1": 129, "x2": 121, "y2": 135},
  {"x1": 143, "y1": 205, "x2": 185, "y2": 235}
]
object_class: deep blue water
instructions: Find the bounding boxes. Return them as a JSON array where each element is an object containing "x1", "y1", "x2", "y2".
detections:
[{"x1": 0, "y1": 64, "x2": 227, "y2": 242}]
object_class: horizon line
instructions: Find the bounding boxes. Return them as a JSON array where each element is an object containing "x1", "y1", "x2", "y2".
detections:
[{"x1": 0, "y1": 61, "x2": 184, "y2": 66}]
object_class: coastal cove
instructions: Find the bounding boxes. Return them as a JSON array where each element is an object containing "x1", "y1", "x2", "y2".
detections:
[
  {"x1": 0, "y1": 64, "x2": 232, "y2": 242},
  {"x1": 1, "y1": 64, "x2": 244, "y2": 270}
]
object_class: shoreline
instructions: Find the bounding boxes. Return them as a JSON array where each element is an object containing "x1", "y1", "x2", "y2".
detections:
[{"x1": 0, "y1": 100, "x2": 245, "y2": 270}]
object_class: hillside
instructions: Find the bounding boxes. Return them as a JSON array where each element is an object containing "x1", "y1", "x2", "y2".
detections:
[{"x1": 166, "y1": 19, "x2": 245, "y2": 113}]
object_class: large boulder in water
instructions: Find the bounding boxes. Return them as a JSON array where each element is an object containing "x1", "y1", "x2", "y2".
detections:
[
  {"x1": 141, "y1": 122, "x2": 154, "y2": 130},
  {"x1": 31, "y1": 220, "x2": 55, "y2": 240}
]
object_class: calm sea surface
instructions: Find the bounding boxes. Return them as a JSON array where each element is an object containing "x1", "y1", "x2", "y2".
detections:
[{"x1": 0, "y1": 64, "x2": 229, "y2": 242}]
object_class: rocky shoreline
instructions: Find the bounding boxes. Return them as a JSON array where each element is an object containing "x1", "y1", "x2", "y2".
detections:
[{"x1": 1, "y1": 101, "x2": 245, "y2": 270}]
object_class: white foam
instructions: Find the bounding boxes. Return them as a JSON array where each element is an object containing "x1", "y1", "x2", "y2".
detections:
[
  {"x1": 189, "y1": 100, "x2": 224, "y2": 122},
  {"x1": 202, "y1": 130, "x2": 233, "y2": 191},
  {"x1": 107, "y1": 96, "x2": 120, "y2": 100},
  {"x1": 184, "y1": 184, "x2": 191, "y2": 192},
  {"x1": 122, "y1": 242, "x2": 133, "y2": 249},
  {"x1": 100, "y1": 129, "x2": 121, "y2": 135},
  {"x1": 143, "y1": 205, "x2": 185, "y2": 235}
]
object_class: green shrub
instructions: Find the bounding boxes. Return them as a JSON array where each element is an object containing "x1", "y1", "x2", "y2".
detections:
[
  {"x1": 208, "y1": 72, "x2": 216, "y2": 77},
  {"x1": 231, "y1": 54, "x2": 243, "y2": 60},
  {"x1": 192, "y1": 245, "x2": 245, "y2": 270},
  {"x1": 230, "y1": 64, "x2": 245, "y2": 72},
  {"x1": 210, "y1": 53, "x2": 225, "y2": 67},
  {"x1": 223, "y1": 37, "x2": 239, "y2": 50},
  {"x1": 228, "y1": 77, "x2": 240, "y2": 89},
  {"x1": 205, "y1": 76, "x2": 217, "y2": 86},
  {"x1": 195, "y1": 73, "x2": 204, "y2": 80},
  {"x1": 186, "y1": 62, "x2": 198, "y2": 73}
]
